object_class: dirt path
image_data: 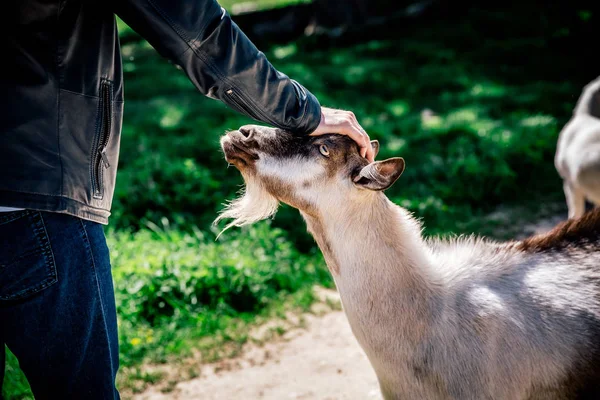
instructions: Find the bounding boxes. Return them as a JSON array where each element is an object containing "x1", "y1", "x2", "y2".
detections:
[
  {"x1": 134, "y1": 309, "x2": 382, "y2": 400},
  {"x1": 134, "y1": 210, "x2": 566, "y2": 400}
]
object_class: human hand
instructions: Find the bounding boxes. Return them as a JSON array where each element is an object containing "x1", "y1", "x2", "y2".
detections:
[{"x1": 309, "y1": 107, "x2": 374, "y2": 163}]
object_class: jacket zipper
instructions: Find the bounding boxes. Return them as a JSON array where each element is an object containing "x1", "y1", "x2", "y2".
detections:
[
  {"x1": 93, "y1": 81, "x2": 112, "y2": 200},
  {"x1": 225, "y1": 88, "x2": 281, "y2": 128}
]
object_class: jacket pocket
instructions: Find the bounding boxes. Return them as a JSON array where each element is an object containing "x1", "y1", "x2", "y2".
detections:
[
  {"x1": 92, "y1": 80, "x2": 114, "y2": 200},
  {"x1": 0, "y1": 211, "x2": 58, "y2": 301}
]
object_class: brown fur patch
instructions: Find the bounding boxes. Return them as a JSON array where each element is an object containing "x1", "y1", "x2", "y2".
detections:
[
  {"x1": 260, "y1": 175, "x2": 317, "y2": 216},
  {"x1": 517, "y1": 208, "x2": 600, "y2": 253},
  {"x1": 312, "y1": 135, "x2": 368, "y2": 180}
]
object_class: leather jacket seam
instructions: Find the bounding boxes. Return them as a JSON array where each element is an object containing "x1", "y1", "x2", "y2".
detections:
[
  {"x1": 297, "y1": 91, "x2": 321, "y2": 135},
  {"x1": 292, "y1": 83, "x2": 310, "y2": 129},
  {"x1": 188, "y1": 44, "x2": 316, "y2": 133},
  {"x1": 184, "y1": 45, "x2": 299, "y2": 131},
  {"x1": 56, "y1": 0, "x2": 66, "y2": 197},
  {"x1": 149, "y1": 1, "x2": 189, "y2": 42},
  {"x1": 146, "y1": 0, "x2": 223, "y2": 61},
  {"x1": 1, "y1": 189, "x2": 111, "y2": 212},
  {"x1": 59, "y1": 88, "x2": 124, "y2": 103},
  {"x1": 187, "y1": 7, "x2": 226, "y2": 53}
]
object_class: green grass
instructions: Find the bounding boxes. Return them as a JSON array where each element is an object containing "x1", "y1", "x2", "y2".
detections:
[
  {"x1": 111, "y1": 220, "x2": 332, "y2": 394},
  {"x1": 218, "y1": 0, "x2": 311, "y2": 13},
  {"x1": 3, "y1": 222, "x2": 331, "y2": 398},
  {"x1": 111, "y1": 221, "x2": 330, "y2": 365},
  {"x1": 4, "y1": 2, "x2": 596, "y2": 398},
  {"x1": 110, "y1": 6, "x2": 583, "y2": 243},
  {"x1": 2, "y1": 350, "x2": 31, "y2": 400}
]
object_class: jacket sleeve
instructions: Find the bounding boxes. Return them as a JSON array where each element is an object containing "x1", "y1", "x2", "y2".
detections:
[{"x1": 113, "y1": 0, "x2": 322, "y2": 135}]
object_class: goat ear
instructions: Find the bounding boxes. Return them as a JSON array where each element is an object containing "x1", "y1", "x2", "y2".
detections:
[
  {"x1": 370, "y1": 140, "x2": 380, "y2": 158},
  {"x1": 353, "y1": 157, "x2": 405, "y2": 191}
]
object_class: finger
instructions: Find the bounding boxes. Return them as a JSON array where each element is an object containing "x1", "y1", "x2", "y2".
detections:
[
  {"x1": 347, "y1": 111, "x2": 357, "y2": 124},
  {"x1": 365, "y1": 144, "x2": 374, "y2": 163},
  {"x1": 348, "y1": 123, "x2": 366, "y2": 142},
  {"x1": 350, "y1": 122, "x2": 373, "y2": 162},
  {"x1": 349, "y1": 127, "x2": 371, "y2": 161},
  {"x1": 309, "y1": 113, "x2": 373, "y2": 161},
  {"x1": 342, "y1": 121, "x2": 365, "y2": 148},
  {"x1": 360, "y1": 129, "x2": 374, "y2": 162}
]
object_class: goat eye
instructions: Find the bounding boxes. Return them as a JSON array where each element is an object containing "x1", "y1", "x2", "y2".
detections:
[{"x1": 319, "y1": 144, "x2": 330, "y2": 157}]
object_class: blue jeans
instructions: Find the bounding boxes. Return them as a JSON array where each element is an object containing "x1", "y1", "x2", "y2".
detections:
[{"x1": 0, "y1": 211, "x2": 119, "y2": 399}]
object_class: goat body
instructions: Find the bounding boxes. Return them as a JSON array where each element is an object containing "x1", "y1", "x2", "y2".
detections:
[
  {"x1": 305, "y1": 198, "x2": 600, "y2": 399},
  {"x1": 556, "y1": 77, "x2": 600, "y2": 218},
  {"x1": 219, "y1": 125, "x2": 600, "y2": 399}
]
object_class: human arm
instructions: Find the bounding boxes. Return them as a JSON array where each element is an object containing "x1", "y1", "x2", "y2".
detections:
[{"x1": 113, "y1": 0, "x2": 373, "y2": 160}]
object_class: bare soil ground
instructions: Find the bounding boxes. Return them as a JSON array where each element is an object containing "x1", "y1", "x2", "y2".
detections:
[
  {"x1": 135, "y1": 308, "x2": 382, "y2": 400},
  {"x1": 132, "y1": 211, "x2": 566, "y2": 400}
]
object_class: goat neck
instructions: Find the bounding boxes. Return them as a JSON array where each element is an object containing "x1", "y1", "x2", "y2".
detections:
[{"x1": 300, "y1": 191, "x2": 441, "y2": 353}]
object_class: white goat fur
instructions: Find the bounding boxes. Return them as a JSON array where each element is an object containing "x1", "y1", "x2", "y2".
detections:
[
  {"x1": 556, "y1": 76, "x2": 600, "y2": 218},
  {"x1": 219, "y1": 127, "x2": 600, "y2": 399}
]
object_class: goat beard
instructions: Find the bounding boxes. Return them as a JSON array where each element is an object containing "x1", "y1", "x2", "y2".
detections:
[{"x1": 214, "y1": 173, "x2": 279, "y2": 236}]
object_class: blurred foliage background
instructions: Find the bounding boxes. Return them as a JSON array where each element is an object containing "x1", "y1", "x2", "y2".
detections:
[{"x1": 4, "y1": 0, "x2": 600, "y2": 398}]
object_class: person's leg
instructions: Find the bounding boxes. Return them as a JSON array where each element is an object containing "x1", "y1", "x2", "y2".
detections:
[
  {"x1": 564, "y1": 181, "x2": 586, "y2": 219},
  {"x1": 0, "y1": 211, "x2": 119, "y2": 399}
]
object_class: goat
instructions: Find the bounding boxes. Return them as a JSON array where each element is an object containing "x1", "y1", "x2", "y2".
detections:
[
  {"x1": 217, "y1": 125, "x2": 600, "y2": 399},
  {"x1": 555, "y1": 76, "x2": 600, "y2": 219}
]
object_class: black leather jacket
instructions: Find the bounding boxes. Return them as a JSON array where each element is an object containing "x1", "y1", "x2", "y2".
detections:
[{"x1": 1, "y1": 0, "x2": 321, "y2": 224}]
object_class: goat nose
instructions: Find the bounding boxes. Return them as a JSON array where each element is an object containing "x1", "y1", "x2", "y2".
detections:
[{"x1": 239, "y1": 125, "x2": 254, "y2": 139}]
